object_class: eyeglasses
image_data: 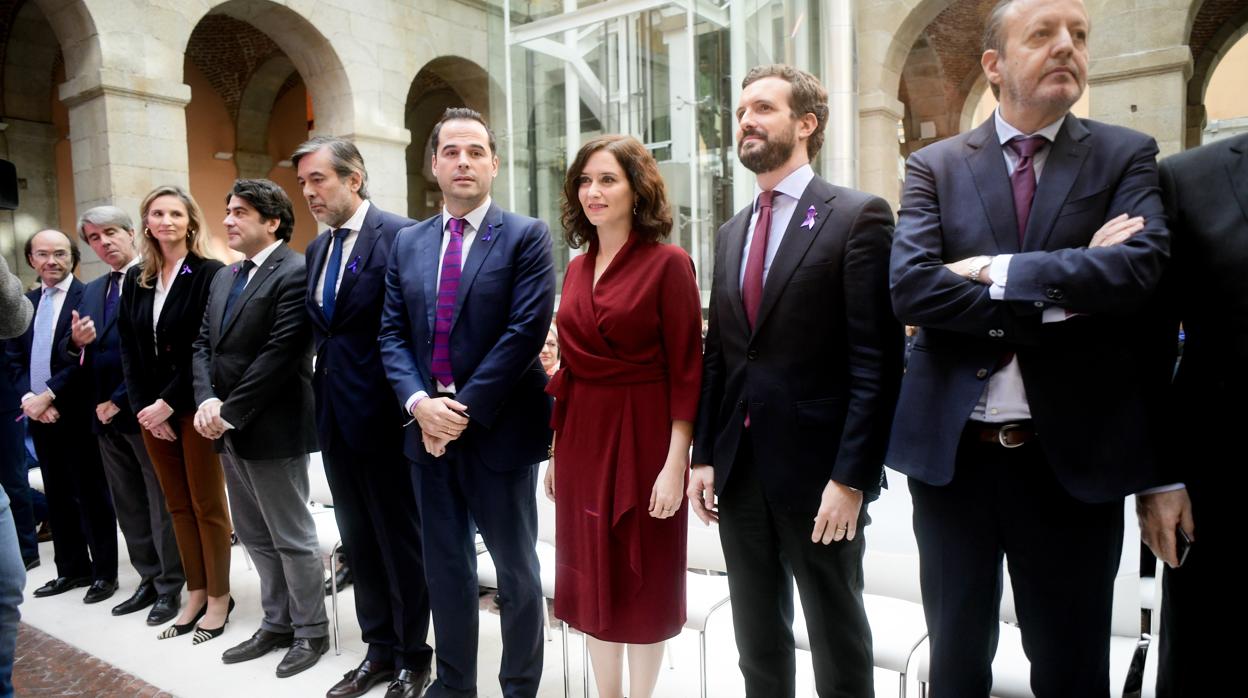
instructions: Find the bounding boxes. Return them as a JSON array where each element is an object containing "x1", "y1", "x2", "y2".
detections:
[{"x1": 31, "y1": 250, "x2": 71, "y2": 262}]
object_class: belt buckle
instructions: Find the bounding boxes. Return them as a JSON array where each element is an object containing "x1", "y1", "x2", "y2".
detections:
[{"x1": 997, "y1": 423, "x2": 1025, "y2": 449}]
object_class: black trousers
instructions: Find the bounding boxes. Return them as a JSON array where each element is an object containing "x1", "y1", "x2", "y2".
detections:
[
  {"x1": 718, "y1": 437, "x2": 873, "y2": 698},
  {"x1": 29, "y1": 416, "x2": 117, "y2": 580},
  {"x1": 322, "y1": 437, "x2": 432, "y2": 671},
  {"x1": 909, "y1": 430, "x2": 1123, "y2": 698}
]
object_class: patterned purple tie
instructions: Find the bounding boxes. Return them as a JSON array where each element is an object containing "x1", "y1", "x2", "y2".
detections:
[
  {"x1": 1007, "y1": 135, "x2": 1048, "y2": 243},
  {"x1": 432, "y1": 217, "x2": 465, "y2": 387}
]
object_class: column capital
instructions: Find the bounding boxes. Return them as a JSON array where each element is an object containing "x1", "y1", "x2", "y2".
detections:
[
  {"x1": 858, "y1": 90, "x2": 905, "y2": 121},
  {"x1": 58, "y1": 70, "x2": 191, "y2": 109},
  {"x1": 1089, "y1": 46, "x2": 1193, "y2": 85}
]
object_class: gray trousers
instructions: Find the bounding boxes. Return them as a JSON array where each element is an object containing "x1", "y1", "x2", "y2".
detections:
[
  {"x1": 97, "y1": 430, "x2": 184, "y2": 594},
  {"x1": 221, "y1": 446, "x2": 327, "y2": 639}
]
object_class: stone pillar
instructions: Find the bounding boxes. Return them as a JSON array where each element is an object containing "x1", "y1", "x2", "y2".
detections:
[
  {"x1": 341, "y1": 127, "x2": 411, "y2": 216},
  {"x1": 58, "y1": 70, "x2": 192, "y2": 280},
  {"x1": 1088, "y1": 46, "x2": 1193, "y2": 158},
  {"x1": 234, "y1": 150, "x2": 275, "y2": 180},
  {"x1": 858, "y1": 90, "x2": 905, "y2": 211},
  {"x1": 0, "y1": 119, "x2": 60, "y2": 271}
]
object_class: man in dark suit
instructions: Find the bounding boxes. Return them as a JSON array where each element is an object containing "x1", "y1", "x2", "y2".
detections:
[
  {"x1": 888, "y1": 0, "x2": 1172, "y2": 694},
  {"x1": 192, "y1": 179, "x2": 326, "y2": 677},
  {"x1": 293, "y1": 135, "x2": 434, "y2": 698},
  {"x1": 689, "y1": 65, "x2": 901, "y2": 697},
  {"x1": 64, "y1": 206, "x2": 184, "y2": 625},
  {"x1": 7, "y1": 229, "x2": 119, "y2": 602},
  {"x1": 379, "y1": 107, "x2": 555, "y2": 698},
  {"x1": 1140, "y1": 132, "x2": 1248, "y2": 696}
]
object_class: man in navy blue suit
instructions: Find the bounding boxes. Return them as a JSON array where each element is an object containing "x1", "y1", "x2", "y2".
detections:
[
  {"x1": 379, "y1": 107, "x2": 555, "y2": 698},
  {"x1": 293, "y1": 136, "x2": 434, "y2": 698},
  {"x1": 65, "y1": 206, "x2": 184, "y2": 625},
  {"x1": 7, "y1": 230, "x2": 118, "y2": 602},
  {"x1": 888, "y1": 0, "x2": 1172, "y2": 695}
]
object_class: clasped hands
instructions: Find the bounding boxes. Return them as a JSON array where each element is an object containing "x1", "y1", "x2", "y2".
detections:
[
  {"x1": 943, "y1": 213, "x2": 1145, "y2": 282},
  {"x1": 414, "y1": 396, "x2": 470, "y2": 458},
  {"x1": 192, "y1": 398, "x2": 229, "y2": 440},
  {"x1": 21, "y1": 391, "x2": 59, "y2": 424},
  {"x1": 139, "y1": 399, "x2": 176, "y2": 441}
]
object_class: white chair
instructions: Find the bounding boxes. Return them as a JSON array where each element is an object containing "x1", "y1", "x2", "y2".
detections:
[
  {"x1": 306, "y1": 452, "x2": 345, "y2": 655},
  {"x1": 684, "y1": 509, "x2": 733, "y2": 698}
]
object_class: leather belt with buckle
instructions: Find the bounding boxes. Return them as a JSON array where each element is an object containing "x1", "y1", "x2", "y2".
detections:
[{"x1": 970, "y1": 422, "x2": 1035, "y2": 448}]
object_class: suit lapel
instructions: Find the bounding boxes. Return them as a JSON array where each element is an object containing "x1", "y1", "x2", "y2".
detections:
[
  {"x1": 752, "y1": 178, "x2": 835, "y2": 334},
  {"x1": 1226, "y1": 137, "x2": 1248, "y2": 229},
  {"x1": 333, "y1": 223, "x2": 380, "y2": 325},
  {"x1": 1024, "y1": 116, "x2": 1090, "y2": 251},
  {"x1": 417, "y1": 217, "x2": 440, "y2": 336},
  {"x1": 451, "y1": 204, "x2": 502, "y2": 331},
  {"x1": 55, "y1": 280, "x2": 84, "y2": 346},
  {"x1": 306, "y1": 232, "x2": 331, "y2": 330},
  {"x1": 221, "y1": 245, "x2": 288, "y2": 339},
  {"x1": 964, "y1": 119, "x2": 1022, "y2": 254},
  {"x1": 97, "y1": 276, "x2": 120, "y2": 338},
  {"x1": 722, "y1": 207, "x2": 751, "y2": 332}
]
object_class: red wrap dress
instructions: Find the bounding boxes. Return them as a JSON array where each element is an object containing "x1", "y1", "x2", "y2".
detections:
[{"x1": 547, "y1": 236, "x2": 703, "y2": 643}]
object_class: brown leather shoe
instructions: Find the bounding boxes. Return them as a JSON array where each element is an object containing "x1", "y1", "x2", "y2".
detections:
[{"x1": 327, "y1": 659, "x2": 394, "y2": 698}]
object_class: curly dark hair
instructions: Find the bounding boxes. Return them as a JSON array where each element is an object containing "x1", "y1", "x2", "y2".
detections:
[
  {"x1": 560, "y1": 135, "x2": 672, "y2": 250},
  {"x1": 227, "y1": 178, "x2": 296, "y2": 242}
]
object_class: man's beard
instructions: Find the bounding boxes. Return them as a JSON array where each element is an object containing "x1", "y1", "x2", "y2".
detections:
[{"x1": 738, "y1": 125, "x2": 797, "y2": 174}]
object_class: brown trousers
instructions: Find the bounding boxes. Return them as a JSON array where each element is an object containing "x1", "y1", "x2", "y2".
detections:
[{"x1": 141, "y1": 413, "x2": 232, "y2": 596}]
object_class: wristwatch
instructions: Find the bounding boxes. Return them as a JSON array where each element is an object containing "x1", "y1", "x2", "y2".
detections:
[{"x1": 963, "y1": 256, "x2": 993, "y2": 282}]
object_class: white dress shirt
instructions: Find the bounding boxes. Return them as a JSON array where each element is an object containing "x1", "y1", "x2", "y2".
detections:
[
  {"x1": 314, "y1": 199, "x2": 371, "y2": 306},
  {"x1": 739, "y1": 164, "x2": 815, "y2": 290},
  {"x1": 971, "y1": 109, "x2": 1067, "y2": 423},
  {"x1": 403, "y1": 197, "x2": 492, "y2": 414}
]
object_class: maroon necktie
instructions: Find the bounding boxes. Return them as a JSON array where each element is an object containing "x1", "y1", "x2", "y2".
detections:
[
  {"x1": 741, "y1": 190, "x2": 775, "y2": 328},
  {"x1": 1006, "y1": 136, "x2": 1047, "y2": 243},
  {"x1": 432, "y1": 217, "x2": 464, "y2": 387}
]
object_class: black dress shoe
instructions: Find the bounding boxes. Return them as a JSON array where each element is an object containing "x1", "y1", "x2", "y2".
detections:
[
  {"x1": 23, "y1": 557, "x2": 39, "y2": 571},
  {"x1": 324, "y1": 561, "x2": 353, "y2": 596},
  {"x1": 111, "y1": 580, "x2": 157, "y2": 616},
  {"x1": 33, "y1": 576, "x2": 91, "y2": 598},
  {"x1": 276, "y1": 636, "x2": 329, "y2": 678},
  {"x1": 327, "y1": 658, "x2": 394, "y2": 698},
  {"x1": 146, "y1": 592, "x2": 181, "y2": 626},
  {"x1": 83, "y1": 579, "x2": 119, "y2": 604},
  {"x1": 222, "y1": 628, "x2": 294, "y2": 664},
  {"x1": 384, "y1": 668, "x2": 433, "y2": 698}
]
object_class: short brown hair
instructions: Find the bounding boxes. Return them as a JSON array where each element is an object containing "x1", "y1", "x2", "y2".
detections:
[
  {"x1": 741, "y1": 64, "x2": 829, "y2": 160},
  {"x1": 560, "y1": 135, "x2": 672, "y2": 250}
]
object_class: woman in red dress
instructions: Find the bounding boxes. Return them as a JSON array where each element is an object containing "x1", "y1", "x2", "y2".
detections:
[{"x1": 543, "y1": 135, "x2": 703, "y2": 698}]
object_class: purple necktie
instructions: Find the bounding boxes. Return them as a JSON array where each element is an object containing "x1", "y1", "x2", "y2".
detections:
[
  {"x1": 1007, "y1": 136, "x2": 1047, "y2": 243},
  {"x1": 432, "y1": 217, "x2": 465, "y2": 387},
  {"x1": 103, "y1": 271, "x2": 120, "y2": 324},
  {"x1": 742, "y1": 190, "x2": 775, "y2": 329}
]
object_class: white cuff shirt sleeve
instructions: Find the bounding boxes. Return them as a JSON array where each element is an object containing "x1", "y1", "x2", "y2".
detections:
[
  {"x1": 987, "y1": 254, "x2": 1012, "y2": 300},
  {"x1": 1139, "y1": 483, "x2": 1186, "y2": 495},
  {"x1": 405, "y1": 391, "x2": 429, "y2": 415}
]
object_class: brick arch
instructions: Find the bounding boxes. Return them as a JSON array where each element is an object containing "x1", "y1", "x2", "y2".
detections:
[
  {"x1": 1183, "y1": 0, "x2": 1248, "y2": 146},
  {"x1": 189, "y1": 0, "x2": 352, "y2": 137}
]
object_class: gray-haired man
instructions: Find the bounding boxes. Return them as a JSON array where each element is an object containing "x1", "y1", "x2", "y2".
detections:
[{"x1": 66, "y1": 206, "x2": 185, "y2": 624}]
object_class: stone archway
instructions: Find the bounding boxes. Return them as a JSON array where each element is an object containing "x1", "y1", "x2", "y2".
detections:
[{"x1": 1182, "y1": 0, "x2": 1248, "y2": 147}]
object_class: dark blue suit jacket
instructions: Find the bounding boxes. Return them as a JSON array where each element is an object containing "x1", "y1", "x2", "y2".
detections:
[
  {"x1": 306, "y1": 203, "x2": 414, "y2": 455},
  {"x1": 378, "y1": 202, "x2": 556, "y2": 468},
  {"x1": 59, "y1": 270, "x2": 136, "y2": 434},
  {"x1": 888, "y1": 116, "x2": 1173, "y2": 503},
  {"x1": 6, "y1": 279, "x2": 90, "y2": 417}
]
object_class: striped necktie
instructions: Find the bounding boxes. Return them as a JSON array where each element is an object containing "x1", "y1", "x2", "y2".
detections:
[{"x1": 431, "y1": 218, "x2": 465, "y2": 387}]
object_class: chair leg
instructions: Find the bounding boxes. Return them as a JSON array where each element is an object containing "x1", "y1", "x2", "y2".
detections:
[
  {"x1": 561, "y1": 621, "x2": 571, "y2": 698},
  {"x1": 330, "y1": 540, "x2": 341, "y2": 656},
  {"x1": 699, "y1": 630, "x2": 707, "y2": 698},
  {"x1": 542, "y1": 597, "x2": 552, "y2": 642},
  {"x1": 665, "y1": 641, "x2": 674, "y2": 669},
  {"x1": 899, "y1": 671, "x2": 907, "y2": 698},
  {"x1": 582, "y1": 631, "x2": 590, "y2": 698},
  {"x1": 919, "y1": 681, "x2": 928, "y2": 698}
]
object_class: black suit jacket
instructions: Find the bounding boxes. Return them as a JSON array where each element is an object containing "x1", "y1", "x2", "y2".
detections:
[
  {"x1": 60, "y1": 270, "x2": 137, "y2": 434},
  {"x1": 193, "y1": 243, "x2": 317, "y2": 460},
  {"x1": 692, "y1": 174, "x2": 903, "y2": 511},
  {"x1": 119, "y1": 254, "x2": 223, "y2": 417},
  {"x1": 1158, "y1": 133, "x2": 1248, "y2": 484},
  {"x1": 6, "y1": 278, "x2": 90, "y2": 417},
  {"x1": 888, "y1": 116, "x2": 1173, "y2": 502},
  {"x1": 305, "y1": 203, "x2": 414, "y2": 455},
  {"x1": 379, "y1": 203, "x2": 556, "y2": 468}
]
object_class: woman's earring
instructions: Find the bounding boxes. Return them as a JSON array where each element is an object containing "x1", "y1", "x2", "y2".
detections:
[{"x1": 144, "y1": 227, "x2": 154, "y2": 239}]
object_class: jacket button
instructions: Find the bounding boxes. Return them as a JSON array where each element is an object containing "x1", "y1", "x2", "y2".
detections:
[
  {"x1": 737, "y1": 400, "x2": 745, "y2": 408},
  {"x1": 1034, "y1": 301, "x2": 1044, "y2": 308},
  {"x1": 976, "y1": 368, "x2": 989, "y2": 379},
  {"x1": 747, "y1": 349, "x2": 759, "y2": 360},
  {"x1": 1045, "y1": 287, "x2": 1064, "y2": 300}
]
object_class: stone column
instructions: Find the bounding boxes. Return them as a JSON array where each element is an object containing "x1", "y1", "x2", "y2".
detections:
[
  {"x1": 1088, "y1": 46, "x2": 1193, "y2": 158},
  {"x1": 59, "y1": 70, "x2": 192, "y2": 280},
  {"x1": 858, "y1": 90, "x2": 905, "y2": 211},
  {"x1": 342, "y1": 127, "x2": 411, "y2": 217},
  {"x1": 0, "y1": 119, "x2": 60, "y2": 271}
]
